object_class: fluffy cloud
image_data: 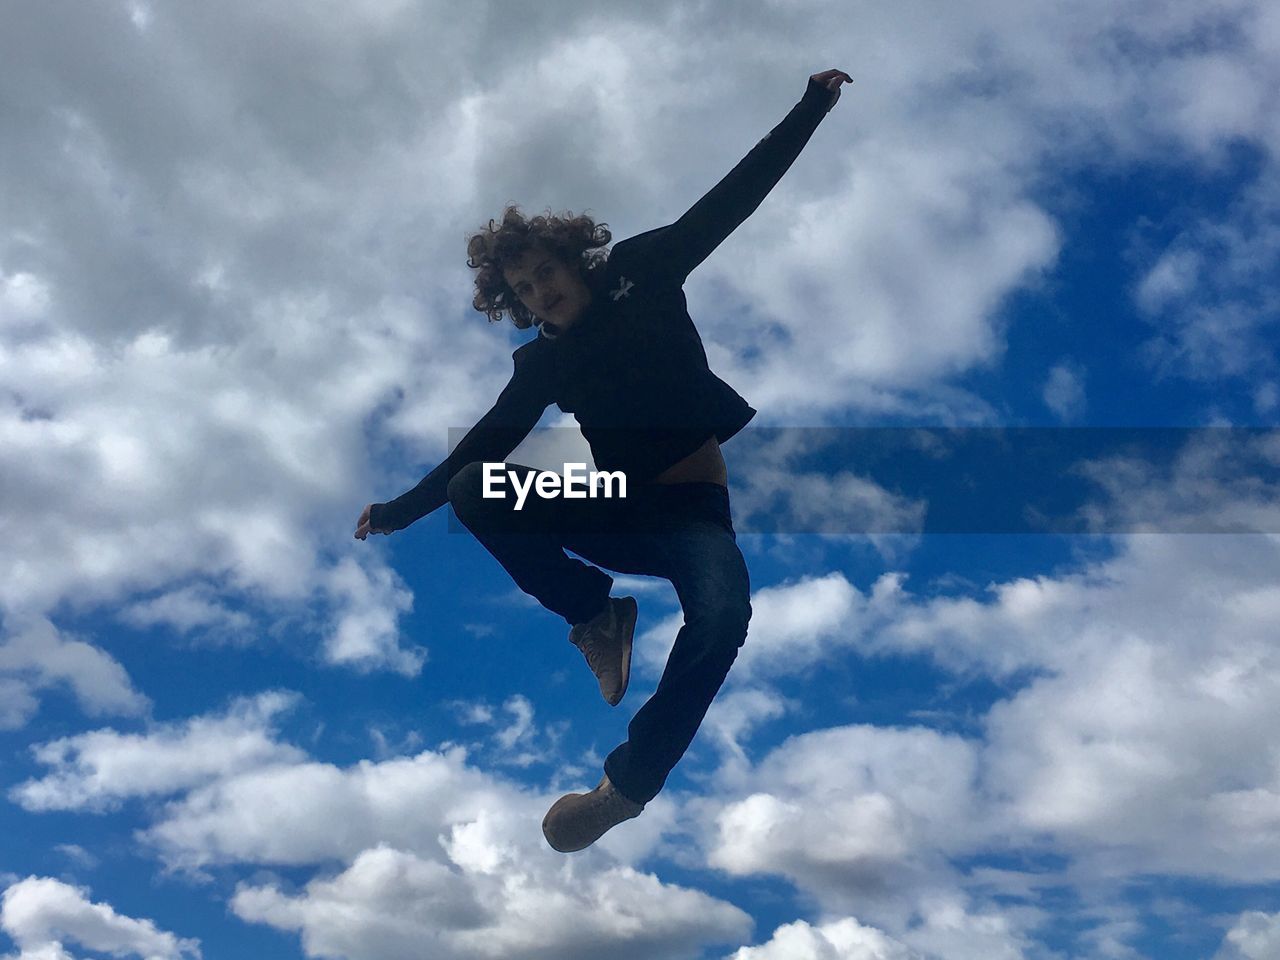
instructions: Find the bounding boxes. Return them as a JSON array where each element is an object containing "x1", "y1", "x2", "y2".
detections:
[
  {"x1": 445, "y1": 694, "x2": 570, "y2": 769},
  {"x1": 1215, "y1": 910, "x2": 1280, "y2": 960},
  {"x1": 727, "y1": 918, "x2": 919, "y2": 960},
  {"x1": 13, "y1": 538, "x2": 1280, "y2": 957},
  {"x1": 233, "y1": 845, "x2": 750, "y2": 960},
  {"x1": 643, "y1": 532, "x2": 1276, "y2": 957},
  {"x1": 139, "y1": 742, "x2": 747, "y2": 960},
  {"x1": 5, "y1": 680, "x2": 752, "y2": 960},
  {"x1": 685, "y1": 725, "x2": 1047, "y2": 958},
  {"x1": 0, "y1": 616, "x2": 147, "y2": 731},
  {"x1": 1042, "y1": 361, "x2": 1086, "y2": 422},
  {"x1": 139, "y1": 750, "x2": 473, "y2": 870},
  {"x1": 320, "y1": 556, "x2": 422, "y2": 676},
  {"x1": 5, "y1": 0, "x2": 1280, "y2": 725},
  {"x1": 116, "y1": 584, "x2": 253, "y2": 637},
  {"x1": 0, "y1": 690, "x2": 743, "y2": 960},
  {"x1": 1068, "y1": 428, "x2": 1280, "y2": 535},
  {"x1": 699, "y1": 687, "x2": 794, "y2": 765},
  {"x1": 0, "y1": 877, "x2": 199, "y2": 960},
  {"x1": 703, "y1": 724, "x2": 983, "y2": 913},
  {"x1": 6, "y1": 2, "x2": 1280, "y2": 958},
  {"x1": 1130, "y1": 162, "x2": 1280, "y2": 385},
  {"x1": 725, "y1": 908, "x2": 1038, "y2": 960},
  {"x1": 860, "y1": 536, "x2": 1280, "y2": 886},
  {"x1": 10, "y1": 691, "x2": 304, "y2": 812},
  {"x1": 633, "y1": 570, "x2": 876, "y2": 684}
]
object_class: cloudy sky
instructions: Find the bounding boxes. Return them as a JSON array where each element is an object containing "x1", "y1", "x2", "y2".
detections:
[{"x1": 3, "y1": 1, "x2": 1280, "y2": 958}]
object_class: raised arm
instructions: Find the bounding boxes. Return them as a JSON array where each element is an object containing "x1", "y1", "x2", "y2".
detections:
[
  {"x1": 360, "y1": 349, "x2": 551, "y2": 535},
  {"x1": 652, "y1": 69, "x2": 852, "y2": 284}
]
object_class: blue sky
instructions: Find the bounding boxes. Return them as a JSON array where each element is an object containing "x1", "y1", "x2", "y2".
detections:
[{"x1": 3, "y1": 2, "x2": 1280, "y2": 959}]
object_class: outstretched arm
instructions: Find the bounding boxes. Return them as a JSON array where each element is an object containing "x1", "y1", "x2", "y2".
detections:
[
  {"x1": 649, "y1": 68, "x2": 853, "y2": 284},
  {"x1": 358, "y1": 351, "x2": 551, "y2": 536}
]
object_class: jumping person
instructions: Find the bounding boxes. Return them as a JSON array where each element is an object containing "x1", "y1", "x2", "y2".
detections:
[{"x1": 355, "y1": 68, "x2": 852, "y2": 852}]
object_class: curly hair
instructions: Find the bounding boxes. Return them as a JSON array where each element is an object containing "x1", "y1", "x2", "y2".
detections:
[{"x1": 467, "y1": 204, "x2": 612, "y2": 329}]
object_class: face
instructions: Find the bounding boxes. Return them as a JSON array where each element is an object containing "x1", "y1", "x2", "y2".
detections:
[{"x1": 503, "y1": 246, "x2": 592, "y2": 335}]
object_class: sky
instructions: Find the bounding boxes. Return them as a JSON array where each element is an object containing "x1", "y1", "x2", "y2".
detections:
[{"x1": 2, "y1": 1, "x2": 1280, "y2": 959}]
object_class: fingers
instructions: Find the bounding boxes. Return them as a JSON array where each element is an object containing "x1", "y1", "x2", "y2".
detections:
[
  {"x1": 808, "y1": 68, "x2": 852, "y2": 113},
  {"x1": 811, "y1": 69, "x2": 853, "y2": 90},
  {"x1": 356, "y1": 505, "x2": 393, "y2": 540},
  {"x1": 354, "y1": 522, "x2": 390, "y2": 539}
]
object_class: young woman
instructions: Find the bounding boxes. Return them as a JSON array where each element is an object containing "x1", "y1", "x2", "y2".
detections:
[{"x1": 356, "y1": 68, "x2": 852, "y2": 852}]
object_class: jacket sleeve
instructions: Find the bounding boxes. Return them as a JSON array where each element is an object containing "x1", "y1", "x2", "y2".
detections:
[
  {"x1": 368, "y1": 348, "x2": 551, "y2": 533},
  {"x1": 651, "y1": 77, "x2": 836, "y2": 284}
]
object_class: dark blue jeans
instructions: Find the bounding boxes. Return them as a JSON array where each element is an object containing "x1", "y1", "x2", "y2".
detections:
[{"x1": 445, "y1": 461, "x2": 752, "y2": 805}]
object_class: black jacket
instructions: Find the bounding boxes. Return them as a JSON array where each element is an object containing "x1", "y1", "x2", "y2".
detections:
[{"x1": 371, "y1": 77, "x2": 835, "y2": 532}]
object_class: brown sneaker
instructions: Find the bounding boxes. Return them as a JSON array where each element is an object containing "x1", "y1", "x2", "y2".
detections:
[
  {"x1": 542, "y1": 773, "x2": 645, "y2": 852},
  {"x1": 568, "y1": 596, "x2": 636, "y2": 706}
]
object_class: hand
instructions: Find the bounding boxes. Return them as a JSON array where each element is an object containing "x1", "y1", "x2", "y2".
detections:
[
  {"x1": 355, "y1": 503, "x2": 392, "y2": 540},
  {"x1": 810, "y1": 68, "x2": 853, "y2": 110}
]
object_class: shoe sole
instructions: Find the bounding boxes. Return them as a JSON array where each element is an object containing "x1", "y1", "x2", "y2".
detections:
[{"x1": 612, "y1": 597, "x2": 637, "y2": 706}]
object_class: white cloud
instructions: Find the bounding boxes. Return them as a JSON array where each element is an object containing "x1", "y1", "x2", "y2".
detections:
[
  {"x1": 0, "y1": 680, "x2": 39, "y2": 731},
  {"x1": 3, "y1": 943, "x2": 75, "y2": 960},
  {"x1": 1069, "y1": 428, "x2": 1280, "y2": 534},
  {"x1": 640, "y1": 533, "x2": 1278, "y2": 956},
  {"x1": 143, "y1": 753, "x2": 459, "y2": 870},
  {"x1": 4, "y1": 0, "x2": 1280, "y2": 724},
  {"x1": 705, "y1": 145, "x2": 1060, "y2": 418},
  {"x1": 125, "y1": 739, "x2": 748, "y2": 960},
  {"x1": 5, "y1": 2, "x2": 1280, "y2": 957},
  {"x1": 725, "y1": 906, "x2": 1037, "y2": 960},
  {"x1": 628, "y1": 530, "x2": 1280, "y2": 928},
  {"x1": 117, "y1": 585, "x2": 253, "y2": 638},
  {"x1": 1130, "y1": 175, "x2": 1280, "y2": 383},
  {"x1": 686, "y1": 725, "x2": 1049, "y2": 957},
  {"x1": 0, "y1": 269, "x2": 52, "y2": 327},
  {"x1": 849, "y1": 536, "x2": 1280, "y2": 885},
  {"x1": 700, "y1": 686, "x2": 794, "y2": 765},
  {"x1": 704, "y1": 725, "x2": 983, "y2": 905},
  {"x1": 493, "y1": 694, "x2": 535, "y2": 751},
  {"x1": 732, "y1": 461, "x2": 929, "y2": 538},
  {"x1": 1215, "y1": 910, "x2": 1280, "y2": 960},
  {"x1": 439, "y1": 695, "x2": 568, "y2": 770},
  {"x1": 233, "y1": 844, "x2": 750, "y2": 960},
  {"x1": 0, "y1": 691, "x2": 744, "y2": 960},
  {"x1": 635, "y1": 570, "x2": 875, "y2": 685},
  {"x1": 1042, "y1": 361, "x2": 1086, "y2": 422},
  {"x1": 0, "y1": 616, "x2": 147, "y2": 730},
  {"x1": 0, "y1": 877, "x2": 199, "y2": 960},
  {"x1": 727, "y1": 918, "x2": 919, "y2": 960},
  {"x1": 11, "y1": 535, "x2": 1279, "y2": 960},
  {"x1": 1135, "y1": 247, "x2": 1201, "y2": 317},
  {"x1": 10, "y1": 692, "x2": 304, "y2": 812},
  {"x1": 320, "y1": 555, "x2": 422, "y2": 675},
  {"x1": 0, "y1": 299, "x2": 430, "y2": 691},
  {"x1": 896, "y1": 894, "x2": 1043, "y2": 960}
]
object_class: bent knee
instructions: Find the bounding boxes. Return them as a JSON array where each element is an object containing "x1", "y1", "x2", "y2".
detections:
[
  {"x1": 698, "y1": 598, "x2": 752, "y2": 646},
  {"x1": 446, "y1": 461, "x2": 488, "y2": 506}
]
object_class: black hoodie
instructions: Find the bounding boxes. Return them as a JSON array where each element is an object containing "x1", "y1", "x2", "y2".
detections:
[{"x1": 370, "y1": 77, "x2": 836, "y2": 533}]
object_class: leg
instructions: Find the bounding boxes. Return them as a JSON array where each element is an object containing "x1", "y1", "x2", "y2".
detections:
[
  {"x1": 600, "y1": 489, "x2": 752, "y2": 804},
  {"x1": 447, "y1": 461, "x2": 654, "y2": 625}
]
